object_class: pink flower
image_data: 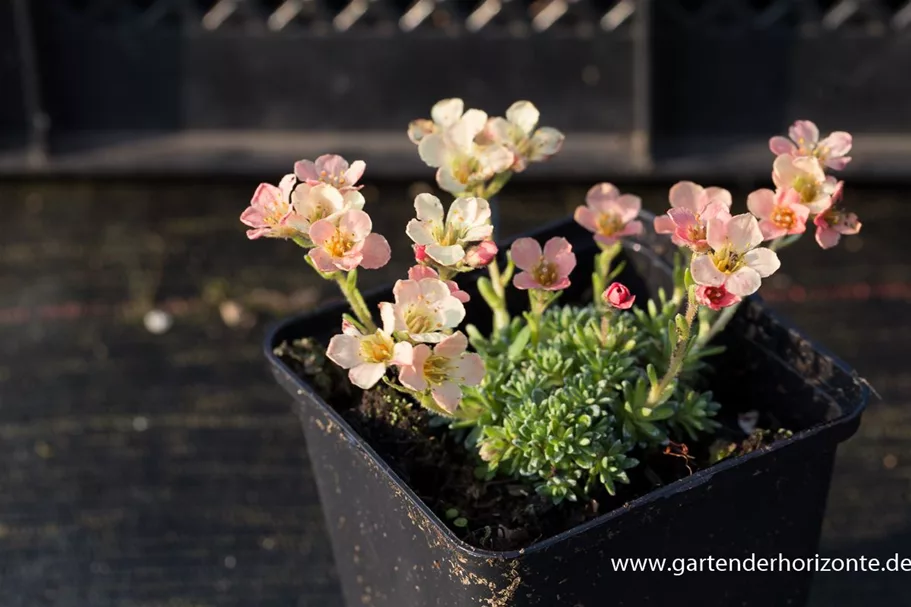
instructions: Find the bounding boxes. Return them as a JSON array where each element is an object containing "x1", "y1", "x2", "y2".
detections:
[
  {"x1": 746, "y1": 188, "x2": 810, "y2": 240},
  {"x1": 407, "y1": 265, "x2": 470, "y2": 303},
  {"x1": 327, "y1": 319, "x2": 413, "y2": 389},
  {"x1": 294, "y1": 154, "x2": 365, "y2": 190},
  {"x1": 653, "y1": 181, "x2": 733, "y2": 252},
  {"x1": 464, "y1": 240, "x2": 498, "y2": 268},
  {"x1": 240, "y1": 174, "x2": 300, "y2": 240},
  {"x1": 690, "y1": 213, "x2": 781, "y2": 297},
  {"x1": 604, "y1": 282, "x2": 635, "y2": 310},
  {"x1": 695, "y1": 285, "x2": 741, "y2": 311},
  {"x1": 397, "y1": 332, "x2": 485, "y2": 414},
  {"x1": 772, "y1": 155, "x2": 838, "y2": 214},
  {"x1": 573, "y1": 183, "x2": 644, "y2": 246},
  {"x1": 379, "y1": 278, "x2": 466, "y2": 343},
  {"x1": 769, "y1": 120, "x2": 852, "y2": 171},
  {"x1": 308, "y1": 210, "x2": 391, "y2": 273},
  {"x1": 510, "y1": 237, "x2": 576, "y2": 291},
  {"x1": 813, "y1": 182, "x2": 862, "y2": 249}
]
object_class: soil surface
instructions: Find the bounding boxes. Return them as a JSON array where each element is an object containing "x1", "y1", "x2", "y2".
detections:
[{"x1": 276, "y1": 338, "x2": 785, "y2": 551}]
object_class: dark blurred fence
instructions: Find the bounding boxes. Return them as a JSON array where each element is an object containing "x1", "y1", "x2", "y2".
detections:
[{"x1": 2, "y1": 0, "x2": 911, "y2": 178}]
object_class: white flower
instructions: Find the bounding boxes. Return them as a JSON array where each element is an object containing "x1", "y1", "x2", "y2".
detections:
[
  {"x1": 286, "y1": 182, "x2": 365, "y2": 244},
  {"x1": 379, "y1": 278, "x2": 466, "y2": 343},
  {"x1": 484, "y1": 101, "x2": 564, "y2": 172},
  {"x1": 407, "y1": 98, "x2": 465, "y2": 144},
  {"x1": 690, "y1": 213, "x2": 781, "y2": 297},
  {"x1": 772, "y1": 155, "x2": 838, "y2": 214},
  {"x1": 326, "y1": 319, "x2": 413, "y2": 389},
  {"x1": 397, "y1": 331, "x2": 485, "y2": 414},
  {"x1": 405, "y1": 193, "x2": 493, "y2": 267},
  {"x1": 416, "y1": 104, "x2": 513, "y2": 194}
]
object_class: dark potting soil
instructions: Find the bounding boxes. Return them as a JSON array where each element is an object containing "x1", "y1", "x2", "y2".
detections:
[{"x1": 275, "y1": 338, "x2": 792, "y2": 552}]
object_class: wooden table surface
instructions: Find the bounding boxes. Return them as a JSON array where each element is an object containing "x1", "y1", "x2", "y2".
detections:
[{"x1": 0, "y1": 180, "x2": 907, "y2": 606}]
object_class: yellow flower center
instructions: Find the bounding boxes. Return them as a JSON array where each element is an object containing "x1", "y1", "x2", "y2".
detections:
[
  {"x1": 595, "y1": 212, "x2": 623, "y2": 237},
  {"x1": 532, "y1": 260, "x2": 558, "y2": 287},
  {"x1": 452, "y1": 157, "x2": 480, "y2": 184},
  {"x1": 711, "y1": 245, "x2": 744, "y2": 275},
  {"x1": 404, "y1": 306, "x2": 437, "y2": 334},
  {"x1": 325, "y1": 231, "x2": 354, "y2": 257},
  {"x1": 359, "y1": 333, "x2": 392, "y2": 363},
  {"x1": 771, "y1": 206, "x2": 796, "y2": 229},
  {"x1": 422, "y1": 354, "x2": 451, "y2": 386},
  {"x1": 792, "y1": 176, "x2": 819, "y2": 204}
]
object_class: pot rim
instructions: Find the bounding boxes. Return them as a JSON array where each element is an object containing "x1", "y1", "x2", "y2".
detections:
[{"x1": 264, "y1": 213, "x2": 871, "y2": 561}]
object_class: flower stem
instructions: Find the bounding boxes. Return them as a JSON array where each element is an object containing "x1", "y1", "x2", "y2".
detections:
[
  {"x1": 333, "y1": 272, "x2": 377, "y2": 333},
  {"x1": 486, "y1": 259, "x2": 512, "y2": 332},
  {"x1": 649, "y1": 287, "x2": 698, "y2": 405},
  {"x1": 482, "y1": 171, "x2": 513, "y2": 200},
  {"x1": 592, "y1": 242, "x2": 622, "y2": 307}
]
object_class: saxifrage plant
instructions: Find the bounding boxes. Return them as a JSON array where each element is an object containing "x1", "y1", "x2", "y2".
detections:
[{"x1": 241, "y1": 104, "x2": 861, "y2": 505}]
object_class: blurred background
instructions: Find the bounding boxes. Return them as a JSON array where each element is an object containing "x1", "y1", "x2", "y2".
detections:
[{"x1": 1, "y1": 1, "x2": 910, "y2": 605}]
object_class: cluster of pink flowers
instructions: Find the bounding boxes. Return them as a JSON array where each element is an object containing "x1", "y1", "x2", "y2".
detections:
[
  {"x1": 767, "y1": 120, "x2": 861, "y2": 249},
  {"x1": 240, "y1": 154, "x2": 391, "y2": 272},
  {"x1": 409, "y1": 98, "x2": 564, "y2": 195}
]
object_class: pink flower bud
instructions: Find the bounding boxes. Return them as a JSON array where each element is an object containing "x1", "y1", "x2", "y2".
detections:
[
  {"x1": 414, "y1": 244, "x2": 428, "y2": 263},
  {"x1": 694, "y1": 285, "x2": 740, "y2": 311},
  {"x1": 604, "y1": 282, "x2": 635, "y2": 310},
  {"x1": 464, "y1": 240, "x2": 498, "y2": 268}
]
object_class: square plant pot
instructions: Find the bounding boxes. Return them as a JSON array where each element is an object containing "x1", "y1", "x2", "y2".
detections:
[{"x1": 266, "y1": 216, "x2": 868, "y2": 607}]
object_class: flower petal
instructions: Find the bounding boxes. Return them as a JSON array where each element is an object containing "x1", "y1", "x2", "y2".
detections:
[
  {"x1": 668, "y1": 181, "x2": 703, "y2": 212},
  {"x1": 349, "y1": 363, "x2": 387, "y2": 390},
  {"x1": 574, "y1": 206, "x2": 598, "y2": 233},
  {"x1": 418, "y1": 134, "x2": 448, "y2": 168},
  {"x1": 327, "y1": 334, "x2": 362, "y2": 369},
  {"x1": 506, "y1": 100, "x2": 540, "y2": 135},
  {"x1": 339, "y1": 209, "x2": 372, "y2": 241},
  {"x1": 690, "y1": 255, "x2": 726, "y2": 287},
  {"x1": 528, "y1": 127, "x2": 565, "y2": 160},
  {"x1": 451, "y1": 109, "x2": 488, "y2": 151},
  {"x1": 431, "y1": 98, "x2": 464, "y2": 127},
  {"x1": 360, "y1": 233, "x2": 391, "y2": 269},
  {"x1": 510, "y1": 237, "x2": 543, "y2": 271},
  {"x1": 414, "y1": 193, "x2": 444, "y2": 223},
  {"x1": 586, "y1": 183, "x2": 619, "y2": 206},
  {"x1": 426, "y1": 244, "x2": 466, "y2": 267},
  {"x1": 512, "y1": 272, "x2": 539, "y2": 290},
  {"x1": 743, "y1": 247, "x2": 781, "y2": 278},
  {"x1": 379, "y1": 302, "x2": 399, "y2": 334},
  {"x1": 455, "y1": 353, "x2": 485, "y2": 386},
  {"x1": 769, "y1": 136, "x2": 797, "y2": 155},
  {"x1": 820, "y1": 131, "x2": 852, "y2": 157},
  {"x1": 653, "y1": 214, "x2": 675, "y2": 234},
  {"x1": 345, "y1": 160, "x2": 366, "y2": 185},
  {"x1": 746, "y1": 188, "x2": 776, "y2": 219},
  {"x1": 705, "y1": 187, "x2": 733, "y2": 209},
  {"x1": 391, "y1": 341, "x2": 414, "y2": 367},
  {"x1": 294, "y1": 160, "x2": 319, "y2": 182},
  {"x1": 434, "y1": 331, "x2": 468, "y2": 358},
  {"x1": 615, "y1": 195, "x2": 642, "y2": 223},
  {"x1": 725, "y1": 267, "x2": 762, "y2": 297},
  {"x1": 309, "y1": 219, "x2": 336, "y2": 246},
  {"x1": 431, "y1": 382, "x2": 463, "y2": 413},
  {"x1": 726, "y1": 214, "x2": 764, "y2": 252},
  {"x1": 705, "y1": 217, "x2": 729, "y2": 252},
  {"x1": 789, "y1": 120, "x2": 819, "y2": 145},
  {"x1": 406, "y1": 219, "x2": 436, "y2": 246}
]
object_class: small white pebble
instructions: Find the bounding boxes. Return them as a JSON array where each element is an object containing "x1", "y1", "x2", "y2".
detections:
[
  {"x1": 738, "y1": 411, "x2": 760, "y2": 434},
  {"x1": 143, "y1": 309, "x2": 172, "y2": 334},
  {"x1": 132, "y1": 417, "x2": 149, "y2": 432},
  {"x1": 224, "y1": 555, "x2": 236, "y2": 569}
]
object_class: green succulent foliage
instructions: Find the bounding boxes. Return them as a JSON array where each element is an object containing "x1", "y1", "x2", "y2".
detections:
[{"x1": 466, "y1": 303, "x2": 721, "y2": 503}]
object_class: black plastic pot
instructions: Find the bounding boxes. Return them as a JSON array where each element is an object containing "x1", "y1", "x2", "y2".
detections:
[{"x1": 266, "y1": 217, "x2": 869, "y2": 607}]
